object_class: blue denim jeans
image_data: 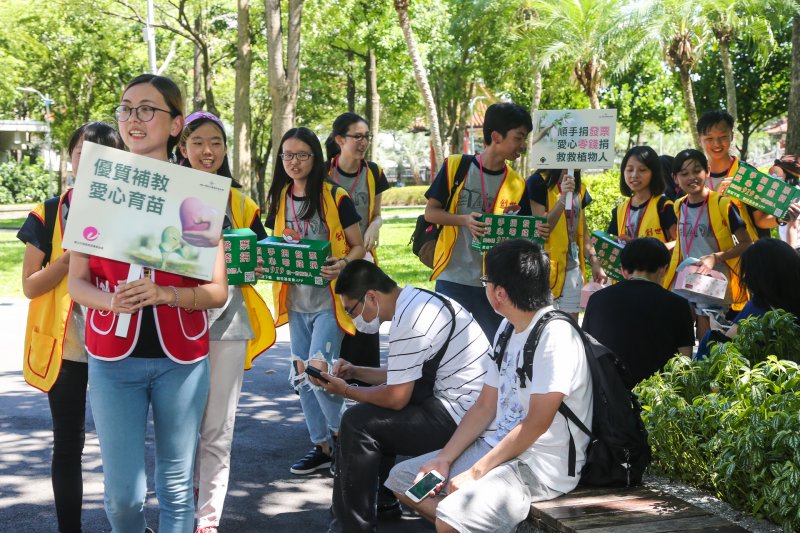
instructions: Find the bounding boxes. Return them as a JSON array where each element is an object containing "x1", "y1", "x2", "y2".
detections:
[
  {"x1": 88, "y1": 356, "x2": 209, "y2": 533},
  {"x1": 435, "y1": 279, "x2": 501, "y2": 341},
  {"x1": 288, "y1": 309, "x2": 346, "y2": 445}
]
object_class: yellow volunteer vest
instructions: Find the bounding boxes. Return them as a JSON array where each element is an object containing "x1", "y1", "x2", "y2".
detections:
[
  {"x1": 23, "y1": 193, "x2": 73, "y2": 392},
  {"x1": 615, "y1": 196, "x2": 671, "y2": 242},
  {"x1": 430, "y1": 155, "x2": 527, "y2": 280},
  {"x1": 545, "y1": 183, "x2": 587, "y2": 298},
  {"x1": 328, "y1": 159, "x2": 381, "y2": 264},
  {"x1": 272, "y1": 181, "x2": 356, "y2": 335},
  {"x1": 229, "y1": 188, "x2": 277, "y2": 370},
  {"x1": 662, "y1": 191, "x2": 748, "y2": 309}
]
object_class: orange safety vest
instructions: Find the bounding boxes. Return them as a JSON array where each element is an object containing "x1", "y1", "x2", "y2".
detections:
[
  {"x1": 544, "y1": 183, "x2": 588, "y2": 298},
  {"x1": 327, "y1": 158, "x2": 381, "y2": 263},
  {"x1": 615, "y1": 196, "x2": 672, "y2": 242}
]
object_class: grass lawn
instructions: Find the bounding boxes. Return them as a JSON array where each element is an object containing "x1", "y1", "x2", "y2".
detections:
[
  {"x1": 0, "y1": 218, "x2": 25, "y2": 229},
  {"x1": 0, "y1": 217, "x2": 435, "y2": 300}
]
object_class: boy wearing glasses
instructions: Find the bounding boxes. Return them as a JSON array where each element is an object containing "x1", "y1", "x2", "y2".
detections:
[
  {"x1": 386, "y1": 239, "x2": 592, "y2": 533},
  {"x1": 315, "y1": 260, "x2": 491, "y2": 533}
]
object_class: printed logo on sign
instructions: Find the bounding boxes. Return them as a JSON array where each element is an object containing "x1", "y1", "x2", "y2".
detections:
[{"x1": 83, "y1": 226, "x2": 100, "y2": 241}]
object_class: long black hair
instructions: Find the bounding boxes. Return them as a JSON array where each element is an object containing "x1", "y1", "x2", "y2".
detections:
[
  {"x1": 267, "y1": 127, "x2": 326, "y2": 223},
  {"x1": 740, "y1": 238, "x2": 800, "y2": 319},
  {"x1": 620, "y1": 146, "x2": 665, "y2": 197},
  {"x1": 121, "y1": 74, "x2": 184, "y2": 161},
  {"x1": 68, "y1": 122, "x2": 124, "y2": 155},
  {"x1": 325, "y1": 112, "x2": 369, "y2": 161}
]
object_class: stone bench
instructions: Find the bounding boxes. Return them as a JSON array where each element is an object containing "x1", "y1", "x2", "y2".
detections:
[{"x1": 524, "y1": 486, "x2": 750, "y2": 533}]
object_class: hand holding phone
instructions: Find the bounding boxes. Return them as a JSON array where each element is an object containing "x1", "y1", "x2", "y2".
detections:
[
  {"x1": 405, "y1": 470, "x2": 445, "y2": 503},
  {"x1": 304, "y1": 365, "x2": 330, "y2": 384}
]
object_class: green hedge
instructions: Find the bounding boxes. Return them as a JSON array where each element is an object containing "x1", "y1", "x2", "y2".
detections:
[
  {"x1": 381, "y1": 185, "x2": 427, "y2": 206},
  {"x1": 583, "y1": 169, "x2": 623, "y2": 235},
  {"x1": 636, "y1": 310, "x2": 800, "y2": 532},
  {"x1": 0, "y1": 161, "x2": 51, "y2": 203}
]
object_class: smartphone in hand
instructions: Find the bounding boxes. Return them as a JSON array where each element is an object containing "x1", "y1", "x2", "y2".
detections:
[
  {"x1": 304, "y1": 365, "x2": 330, "y2": 384},
  {"x1": 405, "y1": 470, "x2": 445, "y2": 503}
]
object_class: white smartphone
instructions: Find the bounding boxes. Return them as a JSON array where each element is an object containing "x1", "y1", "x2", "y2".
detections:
[{"x1": 405, "y1": 470, "x2": 445, "y2": 503}]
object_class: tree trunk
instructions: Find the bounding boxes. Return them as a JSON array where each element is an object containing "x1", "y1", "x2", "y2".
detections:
[
  {"x1": 234, "y1": 0, "x2": 253, "y2": 193},
  {"x1": 719, "y1": 37, "x2": 738, "y2": 125},
  {"x1": 201, "y1": 45, "x2": 219, "y2": 117},
  {"x1": 264, "y1": 0, "x2": 304, "y2": 173},
  {"x1": 365, "y1": 49, "x2": 380, "y2": 161},
  {"x1": 393, "y1": 0, "x2": 444, "y2": 170},
  {"x1": 346, "y1": 49, "x2": 356, "y2": 113},
  {"x1": 787, "y1": 15, "x2": 800, "y2": 154},
  {"x1": 678, "y1": 63, "x2": 701, "y2": 149},
  {"x1": 193, "y1": 16, "x2": 204, "y2": 111},
  {"x1": 525, "y1": 69, "x2": 543, "y2": 177}
]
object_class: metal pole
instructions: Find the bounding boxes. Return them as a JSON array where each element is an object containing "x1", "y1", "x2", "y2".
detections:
[{"x1": 146, "y1": 0, "x2": 157, "y2": 73}]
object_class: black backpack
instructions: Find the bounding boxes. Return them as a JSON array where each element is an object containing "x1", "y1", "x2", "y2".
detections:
[
  {"x1": 409, "y1": 155, "x2": 474, "y2": 268},
  {"x1": 493, "y1": 310, "x2": 651, "y2": 487}
]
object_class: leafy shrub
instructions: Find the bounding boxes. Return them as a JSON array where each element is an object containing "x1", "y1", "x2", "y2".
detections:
[
  {"x1": 583, "y1": 169, "x2": 623, "y2": 235},
  {"x1": 381, "y1": 185, "x2": 427, "y2": 206},
  {"x1": 0, "y1": 161, "x2": 50, "y2": 203},
  {"x1": 636, "y1": 310, "x2": 800, "y2": 532}
]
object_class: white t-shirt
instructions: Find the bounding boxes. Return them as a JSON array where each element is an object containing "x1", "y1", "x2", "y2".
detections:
[
  {"x1": 387, "y1": 285, "x2": 491, "y2": 423},
  {"x1": 485, "y1": 306, "x2": 593, "y2": 493}
]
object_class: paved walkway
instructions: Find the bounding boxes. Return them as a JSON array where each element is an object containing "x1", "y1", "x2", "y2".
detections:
[{"x1": 0, "y1": 298, "x2": 432, "y2": 532}]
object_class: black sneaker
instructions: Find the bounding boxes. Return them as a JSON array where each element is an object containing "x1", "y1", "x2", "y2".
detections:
[
  {"x1": 290, "y1": 445, "x2": 332, "y2": 475},
  {"x1": 377, "y1": 488, "x2": 402, "y2": 521},
  {"x1": 329, "y1": 435, "x2": 338, "y2": 476}
]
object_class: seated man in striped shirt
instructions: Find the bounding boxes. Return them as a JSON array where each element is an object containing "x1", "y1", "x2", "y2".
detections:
[{"x1": 316, "y1": 259, "x2": 491, "y2": 533}]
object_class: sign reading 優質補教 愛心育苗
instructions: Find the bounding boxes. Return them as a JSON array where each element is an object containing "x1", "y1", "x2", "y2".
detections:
[
  {"x1": 62, "y1": 142, "x2": 231, "y2": 281},
  {"x1": 529, "y1": 109, "x2": 617, "y2": 170}
]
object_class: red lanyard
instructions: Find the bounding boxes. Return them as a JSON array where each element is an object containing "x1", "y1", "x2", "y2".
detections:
[
  {"x1": 289, "y1": 185, "x2": 310, "y2": 238},
  {"x1": 624, "y1": 197, "x2": 648, "y2": 237},
  {"x1": 331, "y1": 156, "x2": 361, "y2": 197},
  {"x1": 476, "y1": 155, "x2": 507, "y2": 213},
  {"x1": 707, "y1": 158, "x2": 735, "y2": 191},
  {"x1": 681, "y1": 195, "x2": 709, "y2": 257}
]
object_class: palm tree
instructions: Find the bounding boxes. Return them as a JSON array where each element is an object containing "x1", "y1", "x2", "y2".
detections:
[
  {"x1": 701, "y1": 0, "x2": 776, "y2": 124},
  {"x1": 394, "y1": 0, "x2": 444, "y2": 169},
  {"x1": 645, "y1": 0, "x2": 709, "y2": 148},
  {"x1": 524, "y1": 0, "x2": 643, "y2": 110}
]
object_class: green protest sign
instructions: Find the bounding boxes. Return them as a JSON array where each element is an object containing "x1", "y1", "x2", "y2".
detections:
[
  {"x1": 724, "y1": 165, "x2": 800, "y2": 219},
  {"x1": 470, "y1": 214, "x2": 547, "y2": 252},
  {"x1": 257, "y1": 237, "x2": 331, "y2": 287}
]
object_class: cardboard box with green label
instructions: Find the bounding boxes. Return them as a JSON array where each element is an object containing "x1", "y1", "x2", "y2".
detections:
[
  {"x1": 470, "y1": 214, "x2": 547, "y2": 252},
  {"x1": 223, "y1": 228, "x2": 258, "y2": 285},
  {"x1": 257, "y1": 236, "x2": 331, "y2": 287},
  {"x1": 724, "y1": 166, "x2": 800, "y2": 219},
  {"x1": 591, "y1": 230, "x2": 625, "y2": 281}
]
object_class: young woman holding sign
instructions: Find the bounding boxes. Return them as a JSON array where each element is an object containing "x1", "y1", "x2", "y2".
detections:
[
  {"x1": 324, "y1": 113, "x2": 390, "y2": 372},
  {"x1": 19, "y1": 122, "x2": 124, "y2": 533},
  {"x1": 178, "y1": 111, "x2": 275, "y2": 533},
  {"x1": 68, "y1": 74, "x2": 228, "y2": 533},
  {"x1": 265, "y1": 127, "x2": 364, "y2": 476},
  {"x1": 607, "y1": 146, "x2": 677, "y2": 246},
  {"x1": 527, "y1": 169, "x2": 607, "y2": 317}
]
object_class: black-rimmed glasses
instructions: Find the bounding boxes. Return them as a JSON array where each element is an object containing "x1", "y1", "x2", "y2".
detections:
[
  {"x1": 280, "y1": 152, "x2": 314, "y2": 161},
  {"x1": 115, "y1": 104, "x2": 172, "y2": 122},
  {"x1": 345, "y1": 294, "x2": 366, "y2": 317},
  {"x1": 479, "y1": 275, "x2": 491, "y2": 288},
  {"x1": 344, "y1": 133, "x2": 373, "y2": 142}
]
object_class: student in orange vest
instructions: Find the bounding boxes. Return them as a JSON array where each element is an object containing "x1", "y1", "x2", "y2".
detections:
[
  {"x1": 19, "y1": 122, "x2": 124, "y2": 533},
  {"x1": 178, "y1": 111, "x2": 276, "y2": 533},
  {"x1": 662, "y1": 149, "x2": 753, "y2": 341},
  {"x1": 528, "y1": 169, "x2": 607, "y2": 318},
  {"x1": 697, "y1": 110, "x2": 775, "y2": 239},
  {"x1": 325, "y1": 112, "x2": 390, "y2": 372},
  {"x1": 265, "y1": 127, "x2": 365, "y2": 477},
  {"x1": 607, "y1": 146, "x2": 677, "y2": 247},
  {"x1": 68, "y1": 74, "x2": 230, "y2": 533}
]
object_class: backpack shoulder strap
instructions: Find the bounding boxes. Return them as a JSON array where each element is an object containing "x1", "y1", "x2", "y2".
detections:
[
  {"x1": 417, "y1": 288, "x2": 457, "y2": 367},
  {"x1": 491, "y1": 321, "x2": 515, "y2": 372},
  {"x1": 443, "y1": 155, "x2": 474, "y2": 212},
  {"x1": 42, "y1": 195, "x2": 60, "y2": 267}
]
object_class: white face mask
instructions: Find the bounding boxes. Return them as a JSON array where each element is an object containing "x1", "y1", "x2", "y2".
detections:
[{"x1": 353, "y1": 298, "x2": 380, "y2": 334}]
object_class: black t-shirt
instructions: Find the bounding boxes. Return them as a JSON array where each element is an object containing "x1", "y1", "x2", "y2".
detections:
[
  {"x1": 526, "y1": 172, "x2": 593, "y2": 209},
  {"x1": 582, "y1": 279, "x2": 695, "y2": 385},
  {"x1": 607, "y1": 196, "x2": 677, "y2": 237},
  {"x1": 264, "y1": 184, "x2": 360, "y2": 231}
]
